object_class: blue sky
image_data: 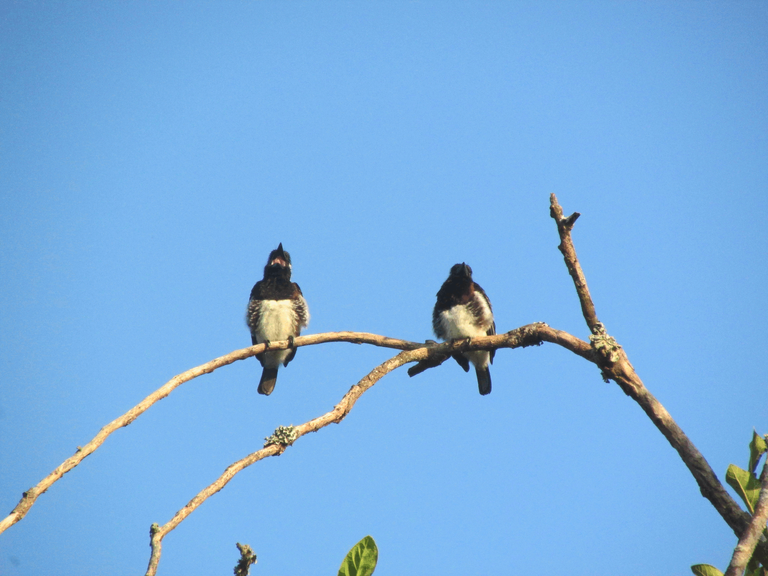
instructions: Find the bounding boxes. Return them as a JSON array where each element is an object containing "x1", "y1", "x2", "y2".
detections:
[{"x1": 1, "y1": 2, "x2": 766, "y2": 575}]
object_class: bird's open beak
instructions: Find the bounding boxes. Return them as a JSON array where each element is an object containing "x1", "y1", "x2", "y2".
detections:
[{"x1": 270, "y1": 243, "x2": 288, "y2": 267}]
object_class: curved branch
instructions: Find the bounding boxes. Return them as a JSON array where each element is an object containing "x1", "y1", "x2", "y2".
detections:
[
  {"x1": 549, "y1": 195, "x2": 768, "y2": 564},
  {"x1": 144, "y1": 323, "x2": 594, "y2": 573},
  {"x1": 6, "y1": 194, "x2": 760, "y2": 572},
  {"x1": 0, "y1": 332, "x2": 423, "y2": 535},
  {"x1": 4, "y1": 327, "x2": 585, "y2": 536},
  {"x1": 145, "y1": 346, "x2": 431, "y2": 576},
  {"x1": 605, "y1": 355, "x2": 766, "y2": 562}
]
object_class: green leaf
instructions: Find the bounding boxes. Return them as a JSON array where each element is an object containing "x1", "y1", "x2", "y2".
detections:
[
  {"x1": 745, "y1": 563, "x2": 768, "y2": 576},
  {"x1": 726, "y1": 464, "x2": 762, "y2": 514},
  {"x1": 338, "y1": 535, "x2": 378, "y2": 576},
  {"x1": 749, "y1": 431, "x2": 768, "y2": 475},
  {"x1": 691, "y1": 564, "x2": 724, "y2": 576},
  {"x1": 745, "y1": 555, "x2": 764, "y2": 576}
]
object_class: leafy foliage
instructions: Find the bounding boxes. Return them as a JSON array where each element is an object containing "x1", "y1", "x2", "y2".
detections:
[
  {"x1": 692, "y1": 431, "x2": 768, "y2": 576},
  {"x1": 746, "y1": 558, "x2": 768, "y2": 576}
]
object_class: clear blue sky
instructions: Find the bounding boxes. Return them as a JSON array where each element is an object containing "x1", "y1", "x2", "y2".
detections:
[{"x1": 1, "y1": 2, "x2": 766, "y2": 575}]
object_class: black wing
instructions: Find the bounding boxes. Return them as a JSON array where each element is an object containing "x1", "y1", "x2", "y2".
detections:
[
  {"x1": 474, "y1": 283, "x2": 496, "y2": 364},
  {"x1": 246, "y1": 282, "x2": 266, "y2": 364},
  {"x1": 283, "y1": 282, "x2": 309, "y2": 367}
]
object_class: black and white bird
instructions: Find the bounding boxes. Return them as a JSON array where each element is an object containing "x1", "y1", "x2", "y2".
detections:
[
  {"x1": 432, "y1": 263, "x2": 496, "y2": 395},
  {"x1": 246, "y1": 243, "x2": 310, "y2": 396}
]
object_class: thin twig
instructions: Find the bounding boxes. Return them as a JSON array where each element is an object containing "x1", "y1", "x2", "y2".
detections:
[
  {"x1": 549, "y1": 193, "x2": 600, "y2": 333},
  {"x1": 549, "y1": 195, "x2": 768, "y2": 564},
  {"x1": 725, "y1": 459, "x2": 768, "y2": 576}
]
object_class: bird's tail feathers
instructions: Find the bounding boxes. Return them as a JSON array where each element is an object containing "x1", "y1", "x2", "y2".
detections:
[
  {"x1": 258, "y1": 367, "x2": 279, "y2": 396},
  {"x1": 476, "y1": 367, "x2": 492, "y2": 396}
]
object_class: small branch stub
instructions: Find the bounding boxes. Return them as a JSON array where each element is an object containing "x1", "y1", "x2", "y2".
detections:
[
  {"x1": 563, "y1": 211, "x2": 581, "y2": 229},
  {"x1": 264, "y1": 425, "x2": 298, "y2": 448},
  {"x1": 234, "y1": 543, "x2": 257, "y2": 576}
]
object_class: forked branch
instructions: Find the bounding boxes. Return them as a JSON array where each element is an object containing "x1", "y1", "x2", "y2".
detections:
[
  {"x1": 145, "y1": 347, "x2": 422, "y2": 575},
  {"x1": 0, "y1": 326, "x2": 586, "y2": 538},
  {"x1": 3, "y1": 196, "x2": 763, "y2": 573},
  {"x1": 145, "y1": 323, "x2": 583, "y2": 575}
]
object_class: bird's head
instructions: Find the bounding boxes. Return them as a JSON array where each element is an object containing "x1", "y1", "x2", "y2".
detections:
[
  {"x1": 265, "y1": 243, "x2": 292, "y2": 271},
  {"x1": 449, "y1": 262, "x2": 472, "y2": 279}
]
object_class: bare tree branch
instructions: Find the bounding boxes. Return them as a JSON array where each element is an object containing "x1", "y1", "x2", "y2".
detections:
[
  {"x1": 549, "y1": 193, "x2": 600, "y2": 333},
  {"x1": 725, "y1": 459, "x2": 768, "y2": 576},
  {"x1": 0, "y1": 327, "x2": 583, "y2": 537},
  {"x1": 549, "y1": 194, "x2": 768, "y2": 564},
  {"x1": 0, "y1": 332, "x2": 424, "y2": 535},
  {"x1": 144, "y1": 322, "x2": 596, "y2": 574},
  {"x1": 4, "y1": 195, "x2": 762, "y2": 574},
  {"x1": 145, "y1": 345, "x2": 430, "y2": 576},
  {"x1": 407, "y1": 322, "x2": 593, "y2": 376}
]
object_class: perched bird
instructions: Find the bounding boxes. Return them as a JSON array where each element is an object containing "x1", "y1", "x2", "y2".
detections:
[
  {"x1": 246, "y1": 243, "x2": 310, "y2": 395},
  {"x1": 432, "y1": 263, "x2": 496, "y2": 395}
]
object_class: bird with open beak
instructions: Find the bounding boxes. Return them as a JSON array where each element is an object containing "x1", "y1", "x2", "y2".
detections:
[{"x1": 246, "y1": 243, "x2": 310, "y2": 395}]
